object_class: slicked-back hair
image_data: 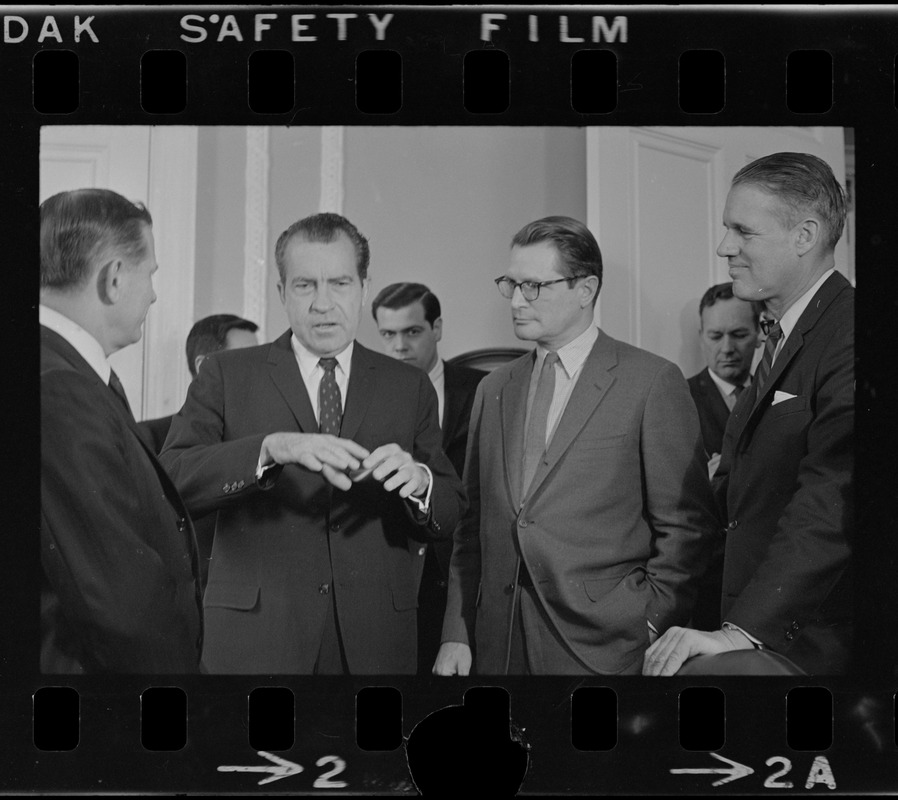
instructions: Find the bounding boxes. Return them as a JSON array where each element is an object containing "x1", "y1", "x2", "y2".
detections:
[
  {"x1": 511, "y1": 215, "x2": 603, "y2": 296},
  {"x1": 186, "y1": 314, "x2": 259, "y2": 378},
  {"x1": 699, "y1": 282, "x2": 762, "y2": 328},
  {"x1": 371, "y1": 282, "x2": 441, "y2": 325},
  {"x1": 274, "y1": 212, "x2": 370, "y2": 284},
  {"x1": 40, "y1": 188, "x2": 153, "y2": 290},
  {"x1": 732, "y1": 152, "x2": 848, "y2": 251}
]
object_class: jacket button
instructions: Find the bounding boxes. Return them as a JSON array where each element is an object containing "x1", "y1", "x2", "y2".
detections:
[
  {"x1": 222, "y1": 484, "x2": 230, "y2": 493},
  {"x1": 728, "y1": 519, "x2": 739, "y2": 530},
  {"x1": 504, "y1": 583, "x2": 515, "y2": 594},
  {"x1": 237, "y1": 480, "x2": 245, "y2": 489},
  {"x1": 330, "y1": 522, "x2": 340, "y2": 532},
  {"x1": 791, "y1": 621, "x2": 799, "y2": 631},
  {"x1": 785, "y1": 631, "x2": 794, "y2": 641},
  {"x1": 178, "y1": 517, "x2": 187, "y2": 532},
  {"x1": 318, "y1": 583, "x2": 330, "y2": 595},
  {"x1": 518, "y1": 519, "x2": 528, "y2": 528},
  {"x1": 417, "y1": 546, "x2": 426, "y2": 556}
]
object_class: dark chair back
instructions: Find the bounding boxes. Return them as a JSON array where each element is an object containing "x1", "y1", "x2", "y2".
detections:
[
  {"x1": 676, "y1": 649, "x2": 806, "y2": 676},
  {"x1": 446, "y1": 347, "x2": 530, "y2": 373}
]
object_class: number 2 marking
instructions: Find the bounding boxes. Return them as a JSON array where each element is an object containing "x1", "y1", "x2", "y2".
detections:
[
  {"x1": 764, "y1": 756, "x2": 794, "y2": 789},
  {"x1": 313, "y1": 755, "x2": 348, "y2": 789}
]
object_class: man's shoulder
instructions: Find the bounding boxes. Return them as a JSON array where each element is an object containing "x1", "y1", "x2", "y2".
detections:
[
  {"x1": 602, "y1": 332, "x2": 680, "y2": 375},
  {"x1": 444, "y1": 361, "x2": 487, "y2": 389}
]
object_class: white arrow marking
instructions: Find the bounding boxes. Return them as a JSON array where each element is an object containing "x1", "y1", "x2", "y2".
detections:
[
  {"x1": 670, "y1": 752, "x2": 754, "y2": 787},
  {"x1": 218, "y1": 751, "x2": 305, "y2": 785}
]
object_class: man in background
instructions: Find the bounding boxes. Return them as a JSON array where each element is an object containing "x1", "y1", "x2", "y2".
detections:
[
  {"x1": 687, "y1": 283, "x2": 760, "y2": 630},
  {"x1": 688, "y1": 283, "x2": 761, "y2": 475},
  {"x1": 436, "y1": 216, "x2": 716, "y2": 675},
  {"x1": 372, "y1": 282, "x2": 484, "y2": 673},
  {"x1": 139, "y1": 314, "x2": 259, "y2": 453},
  {"x1": 161, "y1": 212, "x2": 463, "y2": 674},
  {"x1": 40, "y1": 188, "x2": 202, "y2": 673},
  {"x1": 645, "y1": 152, "x2": 854, "y2": 676}
]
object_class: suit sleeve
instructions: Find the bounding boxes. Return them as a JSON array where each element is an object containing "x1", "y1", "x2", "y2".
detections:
[
  {"x1": 441, "y1": 381, "x2": 485, "y2": 648},
  {"x1": 159, "y1": 355, "x2": 271, "y2": 518},
  {"x1": 41, "y1": 371, "x2": 195, "y2": 672},
  {"x1": 725, "y1": 316, "x2": 853, "y2": 645},
  {"x1": 407, "y1": 369, "x2": 465, "y2": 540},
  {"x1": 641, "y1": 362, "x2": 720, "y2": 632}
]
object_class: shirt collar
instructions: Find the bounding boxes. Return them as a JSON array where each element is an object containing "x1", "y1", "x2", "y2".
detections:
[
  {"x1": 428, "y1": 358, "x2": 444, "y2": 384},
  {"x1": 39, "y1": 304, "x2": 111, "y2": 384},
  {"x1": 290, "y1": 333, "x2": 354, "y2": 380},
  {"x1": 707, "y1": 365, "x2": 749, "y2": 396},
  {"x1": 536, "y1": 325, "x2": 599, "y2": 378},
  {"x1": 773, "y1": 268, "x2": 835, "y2": 342}
]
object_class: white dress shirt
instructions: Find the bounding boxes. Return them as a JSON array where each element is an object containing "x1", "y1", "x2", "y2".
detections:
[
  {"x1": 707, "y1": 367, "x2": 751, "y2": 412},
  {"x1": 427, "y1": 358, "x2": 446, "y2": 426},
  {"x1": 770, "y1": 268, "x2": 835, "y2": 364},
  {"x1": 290, "y1": 334, "x2": 353, "y2": 423}
]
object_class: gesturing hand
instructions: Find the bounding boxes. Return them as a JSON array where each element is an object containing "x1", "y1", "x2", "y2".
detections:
[
  {"x1": 432, "y1": 642, "x2": 472, "y2": 676},
  {"x1": 260, "y1": 432, "x2": 370, "y2": 491},
  {"x1": 642, "y1": 625, "x2": 752, "y2": 676},
  {"x1": 353, "y1": 443, "x2": 430, "y2": 499}
]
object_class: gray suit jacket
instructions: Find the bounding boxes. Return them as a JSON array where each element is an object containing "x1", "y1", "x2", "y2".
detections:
[{"x1": 442, "y1": 330, "x2": 718, "y2": 674}]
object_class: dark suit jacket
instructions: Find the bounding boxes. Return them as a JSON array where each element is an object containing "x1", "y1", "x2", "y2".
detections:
[
  {"x1": 688, "y1": 368, "x2": 733, "y2": 458},
  {"x1": 40, "y1": 326, "x2": 203, "y2": 674},
  {"x1": 717, "y1": 272, "x2": 854, "y2": 674},
  {"x1": 160, "y1": 332, "x2": 464, "y2": 674},
  {"x1": 442, "y1": 330, "x2": 718, "y2": 674},
  {"x1": 139, "y1": 414, "x2": 173, "y2": 454}
]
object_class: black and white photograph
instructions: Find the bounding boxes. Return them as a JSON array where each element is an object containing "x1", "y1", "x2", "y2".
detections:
[{"x1": 6, "y1": 4, "x2": 897, "y2": 796}]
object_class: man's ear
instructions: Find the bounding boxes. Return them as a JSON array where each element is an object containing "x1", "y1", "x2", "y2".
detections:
[
  {"x1": 361, "y1": 277, "x2": 371, "y2": 305},
  {"x1": 579, "y1": 275, "x2": 599, "y2": 308},
  {"x1": 96, "y1": 258, "x2": 124, "y2": 306},
  {"x1": 795, "y1": 217, "x2": 821, "y2": 256},
  {"x1": 432, "y1": 317, "x2": 443, "y2": 342},
  {"x1": 194, "y1": 355, "x2": 206, "y2": 375},
  {"x1": 277, "y1": 281, "x2": 286, "y2": 305}
]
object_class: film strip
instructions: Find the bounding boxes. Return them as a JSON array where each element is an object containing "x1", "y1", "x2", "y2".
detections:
[{"x1": 5, "y1": 4, "x2": 897, "y2": 795}]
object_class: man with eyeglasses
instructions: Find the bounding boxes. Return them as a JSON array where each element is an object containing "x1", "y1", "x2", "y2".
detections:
[{"x1": 435, "y1": 215, "x2": 717, "y2": 676}]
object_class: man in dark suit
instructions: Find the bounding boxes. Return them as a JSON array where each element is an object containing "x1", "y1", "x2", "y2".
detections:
[
  {"x1": 161, "y1": 213, "x2": 464, "y2": 674},
  {"x1": 435, "y1": 216, "x2": 717, "y2": 676},
  {"x1": 40, "y1": 188, "x2": 202, "y2": 674},
  {"x1": 645, "y1": 152, "x2": 854, "y2": 676},
  {"x1": 687, "y1": 283, "x2": 760, "y2": 630},
  {"x1": 372, "y1": 282, "x2": 485, "y2": 672},
  {"x1": 139, "y1": 314, "x2": 259, "y2": 453},
  {"x1": 688, "y1": 283, "x2": 761, "y2": 468}
]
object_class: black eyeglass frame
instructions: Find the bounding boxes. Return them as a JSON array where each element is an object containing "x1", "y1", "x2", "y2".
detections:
[{"x1": 494, "y1": 275, "x2": 582, "y2": 301}]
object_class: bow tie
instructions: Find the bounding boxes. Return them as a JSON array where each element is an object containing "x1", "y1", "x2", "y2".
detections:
[{"x1": 759, "y1": 317, "x2": 779, "y2": 336}]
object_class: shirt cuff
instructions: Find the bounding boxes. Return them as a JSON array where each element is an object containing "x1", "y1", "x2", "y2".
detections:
[
  {"x1": 406, "y1": 462, "x2": 433, "y2": 514},
  {"x1": 722, "y1": 621, "x2": 764, "y2": 649},
  {"x1": 647, "y1": 621, "x2": 658, "y2": 634}
]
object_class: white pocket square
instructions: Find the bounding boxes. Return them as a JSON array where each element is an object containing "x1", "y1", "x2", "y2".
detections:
[{"x1": 772, "y1": 391, "x2": 797, "y2": 405}]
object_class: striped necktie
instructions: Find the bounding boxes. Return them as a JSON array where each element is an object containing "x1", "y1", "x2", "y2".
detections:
[{"x1": 753, "y1": 321, "x2": 783, "y2": 397}]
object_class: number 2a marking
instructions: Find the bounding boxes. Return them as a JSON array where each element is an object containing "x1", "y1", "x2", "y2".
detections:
[
  {"x1": 764, "y1": 757, "x2": 794, "y2": 789},
  {"x1": 313, "y1": 756, "x2": 349, "y2": 789}
]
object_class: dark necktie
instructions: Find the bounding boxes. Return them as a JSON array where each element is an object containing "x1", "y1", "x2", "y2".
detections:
[
  {"x1": 522, "y1": 352, "x2": 559, "y2": 495},
  {"x1": 753, "y1": 321, "x2": 783, "y2": 398},
  {"x1": 318, "y1": 358, "x2": 343, "y2": 435},
  {"x1": 108, "y1": 369, "x2": 133, "y2": 418}
]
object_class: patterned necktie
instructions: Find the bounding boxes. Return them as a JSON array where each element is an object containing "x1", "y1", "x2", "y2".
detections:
[
  {"x1": 318, "y1": 358, "x2": 342, "y2": 435},
  {"x1": 108, "y1": 369, "x2": 133, "y2": 418},
  {"x1": 522, "y1": 352, "x2": 559, "y2": 495},
  {"x1": 753, "y1": 321, "x2": 783, "y2": 398}
]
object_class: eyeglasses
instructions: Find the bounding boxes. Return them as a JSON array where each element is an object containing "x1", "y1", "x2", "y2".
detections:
[{"x1": 494, "y1": 276, "x2": 578, "y2": 301}]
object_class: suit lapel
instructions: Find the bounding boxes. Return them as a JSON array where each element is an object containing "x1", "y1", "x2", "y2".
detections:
[
  {"x1": 267, "y1": 331, "x2": 319, "y2": 433},
  {"x1": 732, "y1": 271, "x2": 850, "y2": 443},
  {"x1": 500, "y1": 353, "x2": 535, "y2": 510},
  {"x1": 340, "y1": 344, "x2": 377, "y2": 442},
  {"x1": 526, "y1": 333, "x2": 618, "y2": 499}
]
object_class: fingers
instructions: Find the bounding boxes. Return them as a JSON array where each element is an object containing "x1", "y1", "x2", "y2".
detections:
[
  {"x1": 361, "y1": 445, "x2": 425, "y2": 496},
  {"x1": 321, "y1": 463, "x2": 352, "y2": 492},
  {"x1": 642, "y1": 627, "x2": 690, "y2": 676}
]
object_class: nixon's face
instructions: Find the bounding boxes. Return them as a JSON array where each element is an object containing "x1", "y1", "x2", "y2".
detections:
[{"x1": 278, "y1": 233, "x2": 368, "y2": 358}]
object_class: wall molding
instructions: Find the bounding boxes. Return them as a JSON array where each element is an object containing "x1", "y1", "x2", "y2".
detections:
[
  {"x1": 244, "y1": 127, "x2": 271, "y2": 340},
  {"x1": 144, "y1": 127, "x2": 198, "y2": 418},
  {"x1": 320, "y1": 126, "x2": 345, "y2": 213}
]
